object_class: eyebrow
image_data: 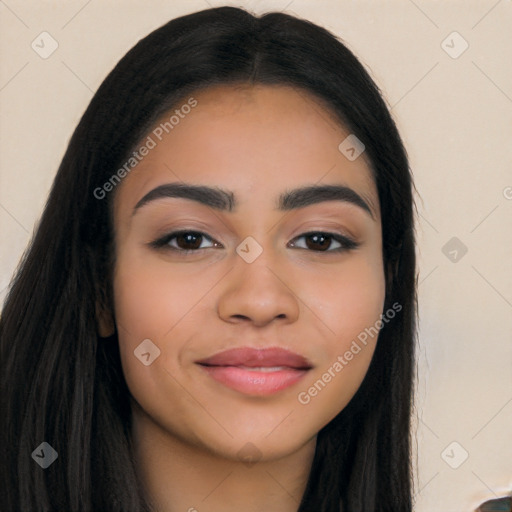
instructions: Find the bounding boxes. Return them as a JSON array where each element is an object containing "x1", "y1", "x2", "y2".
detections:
[{"x1": 133, "y1": 182, "x2": 376, "y2": 219}]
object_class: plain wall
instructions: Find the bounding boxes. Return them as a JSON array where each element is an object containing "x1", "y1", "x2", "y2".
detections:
[{"x1": 1, "y1": 1, "x2": 511, "y2": 510}]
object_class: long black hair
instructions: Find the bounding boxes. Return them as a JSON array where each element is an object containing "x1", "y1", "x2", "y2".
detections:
[{"x1": 0, "y1": 6, "x2": 417, "y2": 511}]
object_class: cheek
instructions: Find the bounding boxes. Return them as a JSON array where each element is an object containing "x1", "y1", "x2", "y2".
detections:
[
  {"x1": 113, "y1": 254, "x2": 204, "y2": 340},
  {"x1": 111, "y1": 255, "x2": 192, "y2": 402},
  {"x1": 111, "y1": 250, "x2": 229, "y2": 409},
  {"x1": 295, "y1": 254, "x2": 385, "y2": 420},
  {"x1": 306, "y1": 253, "x2": 386, "y2": 342}
]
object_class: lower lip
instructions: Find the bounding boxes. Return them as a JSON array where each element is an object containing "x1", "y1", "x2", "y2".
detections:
[{"x1": 198, "y1": 365, "x2": 309, "y2": 396}]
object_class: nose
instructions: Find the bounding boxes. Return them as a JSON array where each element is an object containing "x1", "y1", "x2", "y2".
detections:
[{"x1": 217, "y1": 252, "x2": 300, "y2": 328}]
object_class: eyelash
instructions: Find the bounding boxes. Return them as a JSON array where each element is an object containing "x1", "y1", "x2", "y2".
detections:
[{"x1": 148, "y1": 230, "x2": 360, "y2": 254}]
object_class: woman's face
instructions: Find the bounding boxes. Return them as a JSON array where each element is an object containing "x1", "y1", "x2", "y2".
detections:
[{"x1": 110, "y1": 84, "x2": 385, "y2": 462}]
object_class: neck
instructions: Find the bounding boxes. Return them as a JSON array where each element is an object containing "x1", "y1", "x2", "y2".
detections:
[{"x1": 131, "y1": 406, "x2": 316, "y2": 512}]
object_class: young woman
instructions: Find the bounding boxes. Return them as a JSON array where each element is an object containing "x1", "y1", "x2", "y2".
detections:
[{"x1": 0, "y1": 6, "x2": 417, "y2": 511}]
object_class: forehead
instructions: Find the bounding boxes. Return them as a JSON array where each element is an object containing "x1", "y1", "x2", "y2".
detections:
[{"x1": 114, "y1": 83, "x2": 378, "y2": 219}]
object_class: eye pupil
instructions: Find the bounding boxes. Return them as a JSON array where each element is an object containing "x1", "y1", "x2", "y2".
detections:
[
  {"x1": 306, "y1": 233, "x2": 331, "y2": 251},
  {"x1": 177, "y1": 232, "x2": 202, "y2": 250}
]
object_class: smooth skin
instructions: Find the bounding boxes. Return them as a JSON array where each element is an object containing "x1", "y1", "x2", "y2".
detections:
[{"x1": 101, "y1": 84, "x2": 386, "y2": 511}]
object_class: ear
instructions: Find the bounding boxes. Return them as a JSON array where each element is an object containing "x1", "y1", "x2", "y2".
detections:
[{"x1": 96, "y1": 298, "x2": 115, "y2": 338}]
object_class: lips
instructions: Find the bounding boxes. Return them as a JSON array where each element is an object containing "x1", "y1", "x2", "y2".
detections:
[
  {"x1": 196, "y1": 347, "x2": 313, "y2": 396},
  {"x1": 197, "y1": 347, "x2": 312, "y2": 369}
]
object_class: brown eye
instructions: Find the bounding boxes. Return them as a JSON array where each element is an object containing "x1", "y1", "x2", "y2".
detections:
[
  {"x1": 288, "y1": 232, "x2": 358, "y2": 253},
  {"x1": 174, "y1": 232, "x2": 205, "y2": 250},
  {"x1": 149, "y1": 230, "x2": 221, "y2": 252},
  {"x1": 304, "y1": 233, "x2": 333, "y2": 251}
]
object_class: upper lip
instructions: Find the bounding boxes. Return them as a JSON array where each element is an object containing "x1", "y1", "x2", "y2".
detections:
[{"x1": 196, "y1": 347, "x2": 313, "y2": 370}]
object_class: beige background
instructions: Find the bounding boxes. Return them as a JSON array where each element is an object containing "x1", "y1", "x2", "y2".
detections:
[{"x1": 1, "y1": 1, "x2": 511, "y2": 510}]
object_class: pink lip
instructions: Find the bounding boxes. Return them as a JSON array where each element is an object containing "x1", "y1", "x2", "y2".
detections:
[{"x1": 196, "y1": 347, "x2": 313, "y2": 396}]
